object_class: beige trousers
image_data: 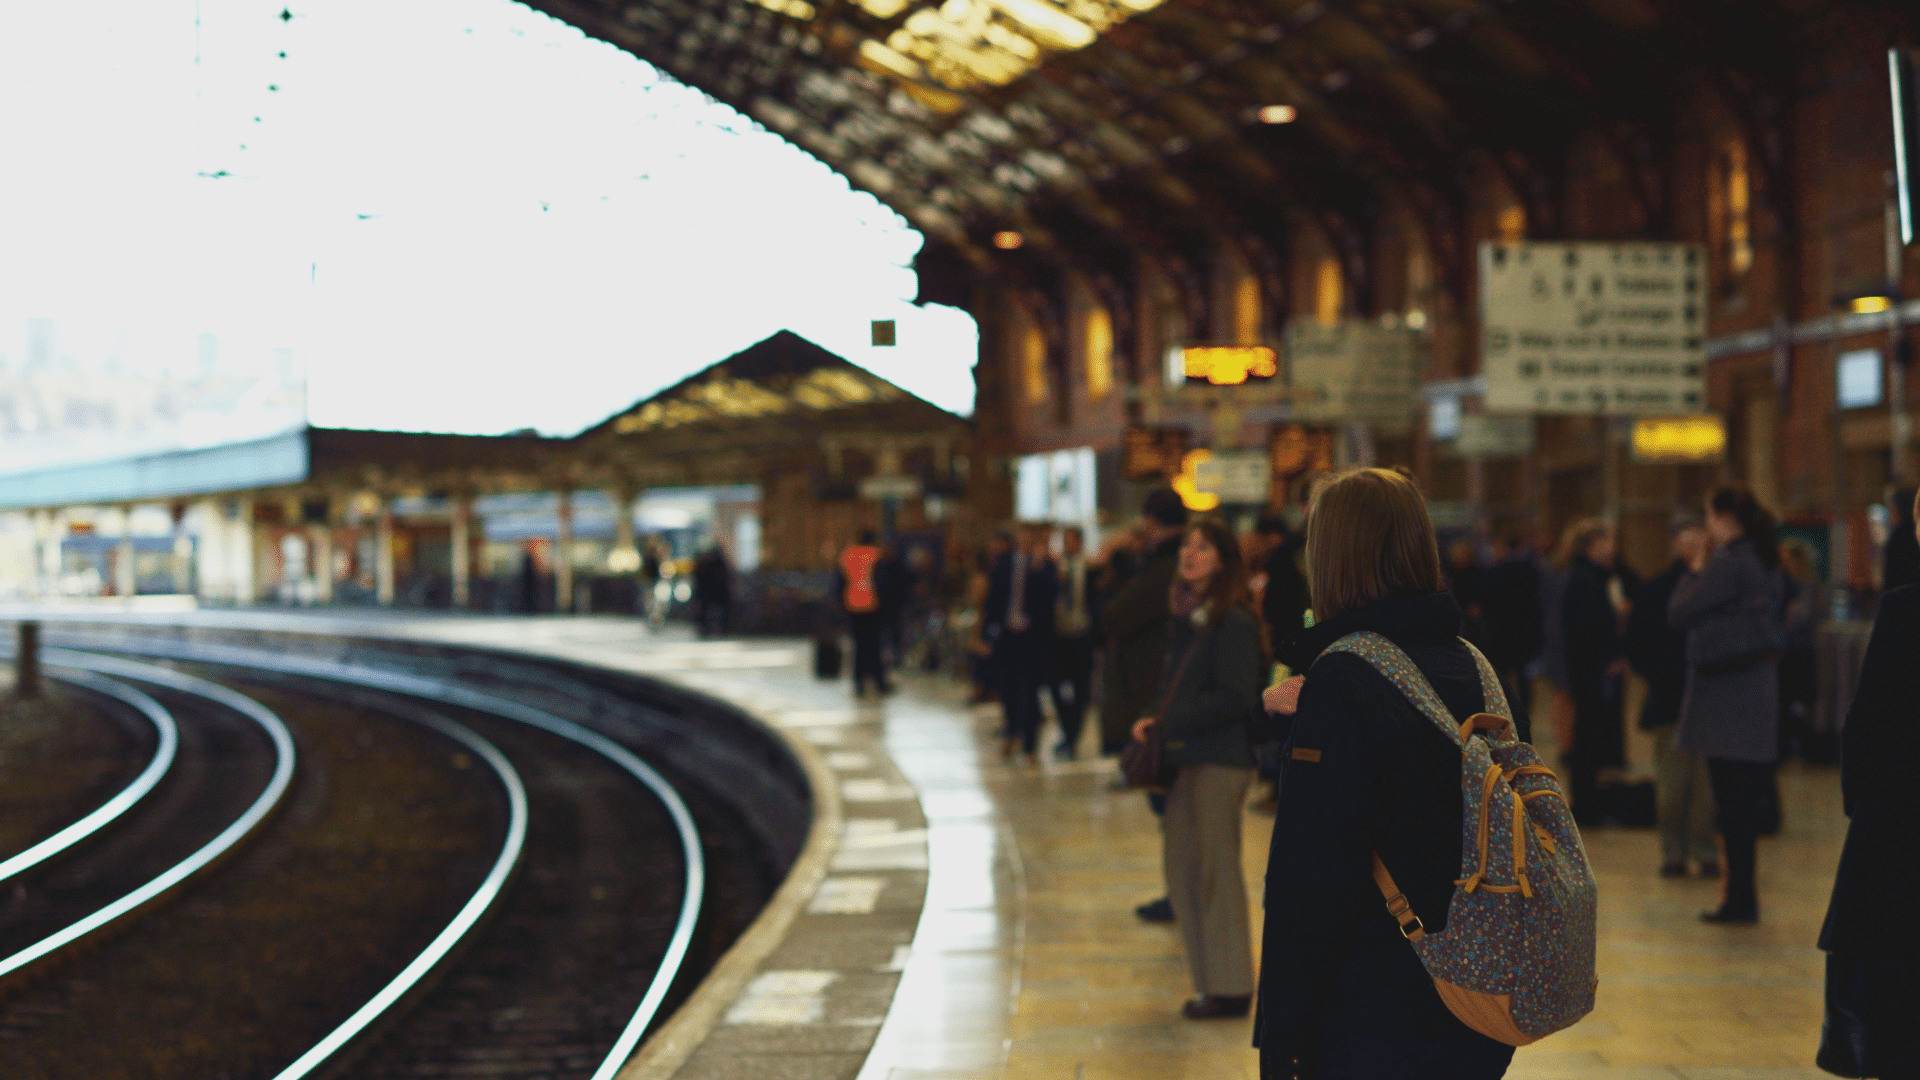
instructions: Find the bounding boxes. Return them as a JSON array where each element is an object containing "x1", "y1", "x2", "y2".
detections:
[
  {"x1": 1163, "y1": 763, "x2": 1256, "y2": 997},
  {"x1": 1653, "y1": 724, "x2": 1718, "y2": 866}
]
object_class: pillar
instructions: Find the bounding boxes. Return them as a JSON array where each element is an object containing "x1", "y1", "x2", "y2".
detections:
[
  {"x1": 193, "y1": 500, "x2": 221, "y2": 601},
  {"x1": 35, "y1": 509, "x2": 57, "y2": 597},
  {"x1": 375, "y1": 496, "x2": 395, "y2": 606},
  {"x1": 14, "y1": 622, "x2": 40, "y2": 699},
  {"x1": 555, "y1": 489, "x2": 574, "y2": 614},
  {"x1": 451, "y1": 493, "x2": 473, "y2": 610},
  {"x1": 170, "y1": 503, "x2": 191, "y2": 595},
  {"x1": 115, "y1": 503, "x2": 136, "y2": 598},
  {"x1": 232, "y1": 497, "x2": 256, "y2": 605},
  {"x1": 312, "y1": 521, "x2": 334, "y2": 605}
]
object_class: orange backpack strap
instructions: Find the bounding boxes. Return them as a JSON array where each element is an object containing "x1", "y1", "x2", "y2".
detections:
[{"x1": 1371, "y1": 854, "x2": 1426, "y2": 941}]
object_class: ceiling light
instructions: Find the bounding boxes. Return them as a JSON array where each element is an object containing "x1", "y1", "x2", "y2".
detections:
[
  {"x1": 1258, "y1": 104, "x2": 1297, "y2": 124},
  {"x1": 1852, "y1": 295, "x2": 1894, "y2": 314},
  {"x1": 993, "y1": 231, "x2": 1024, "y2": 249}
]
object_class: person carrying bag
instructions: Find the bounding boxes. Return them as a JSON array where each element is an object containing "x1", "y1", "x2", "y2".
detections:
[{"x1": 1128, "y1": 518, "x2": 1265, "y2": 1020}]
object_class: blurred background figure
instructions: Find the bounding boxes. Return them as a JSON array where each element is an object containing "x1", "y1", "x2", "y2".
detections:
[
  {"x1": 1258, "y1": 512, "x2": 1310, "y2": 646},
  {"x1": 639, "y1": 536, "x2": 666, "y2": 627},
  {"x1": 965, "y1": 532, "x2": 1012, "y2": 705},
  {"x1": 1444, "y1": 537, "x2": 1487, "y2": 648},
  {"x1": 984, "y1": 522, "x2": 1057, "y2": 764},
  {"x1": 837, "y1": 530, "x2": 890, "y2": 696},
  {"x1": 1558, "y1": 518, "x2": 1629, "y2": 825},
  {"x1": 1670, "y1": 487, "x2": 1785, "y2": 925},
  {"x1": 1819, "y1": 488, "x2": 1920, "y2": 1078},
  {"x1": 1628, "y1": 514, "x2": 1718, "y2": 878},
  {"x1": 1100, "y1": 488, "x2": 1189, "y2": 759},
  {"x1": 1480, "y1": 535, "x2": 1543, "y2": 719},
  {"x1": 1778, "y1": 537, "x2": 1826, "y2": 763},
  {"x1": 1049, "y1": 525, "x2": 1097, "y2": 760},
  {"x1": 1885, "y1": 486, "x2": 1920, "y2": 593},
  {"x1": 876, "y1": 538, "x2": 912, "y2": 671},
  {"x1": 690, "y1": 543, "x2": 732, "y2": 637}
]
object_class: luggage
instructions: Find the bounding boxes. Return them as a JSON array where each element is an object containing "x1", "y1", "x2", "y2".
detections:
[
  {"x1": 1322, "y1": 632, "x2": 1599, "y2": 1047},
  {"x1": 813, "y1": 634, "x2": 843, "y2": 679}
]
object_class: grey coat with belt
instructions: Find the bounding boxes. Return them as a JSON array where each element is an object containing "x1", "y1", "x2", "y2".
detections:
[{"x1": 1667, "y1": 537, "x2": 1782, "y2": 764}]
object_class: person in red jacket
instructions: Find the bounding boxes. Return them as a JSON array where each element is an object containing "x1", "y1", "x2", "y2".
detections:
[{"x1": 837, "y1": 531, "x2": 891, "y2": 696}]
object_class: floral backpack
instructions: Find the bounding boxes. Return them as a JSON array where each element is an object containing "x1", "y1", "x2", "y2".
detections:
[{"x1": 1321, "y1": 631, "x2": 1599, "y2": 1046}]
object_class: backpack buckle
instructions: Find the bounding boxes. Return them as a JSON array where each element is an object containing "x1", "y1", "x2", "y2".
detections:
[{"x1": 1384, "y1": 893, "x2": 1424, "y2": 938}]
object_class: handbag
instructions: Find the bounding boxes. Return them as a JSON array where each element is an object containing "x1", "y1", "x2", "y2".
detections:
[
  {"x1": 1121, "y1": 636, "x2": 1203, "y2": 791},
  {"x1": 1816, "y1": 951, "x2": 1877, "y2": 1077},
  {"x1": 1688, "y1": 596, "x2": 1787, "y2": 676}
]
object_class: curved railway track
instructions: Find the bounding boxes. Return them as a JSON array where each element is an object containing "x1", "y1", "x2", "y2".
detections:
[{"x1": 1, "y1": 634, "x2": 744, "y2": 1080}]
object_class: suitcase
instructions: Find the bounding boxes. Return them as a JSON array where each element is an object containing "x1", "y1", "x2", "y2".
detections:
[{"x1": 813, "y1": 634, "x2": 843, "y2": 680}]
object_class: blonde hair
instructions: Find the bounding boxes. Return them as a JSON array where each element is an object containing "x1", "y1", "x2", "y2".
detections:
[
  {"x1": 1553, "y1": 517, "x2": 1610, "y2": 571},
  {"x1": 1304, "y1": 468, "x2": 1444, "y2": 623}
]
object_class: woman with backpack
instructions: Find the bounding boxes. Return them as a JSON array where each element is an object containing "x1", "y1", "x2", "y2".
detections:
[
  {"x1": 1258, "y1": 468, "x2": 1593, "y2": 1079},
  {"x1": 1667, "y1": 486, "x2": 1786, "y2": 925},
  {"x1": 1129, "y1": 517, "x2": 1265, "y2": 1020}
]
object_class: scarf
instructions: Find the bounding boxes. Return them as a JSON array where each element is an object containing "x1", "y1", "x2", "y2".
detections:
[{"x1": 1169, "y1": 576, "x2": 1210, "y2": 627}]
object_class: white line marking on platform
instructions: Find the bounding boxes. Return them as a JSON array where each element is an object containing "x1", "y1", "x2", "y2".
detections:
[
  {"x1": 809, "y1": 877, "x2": 885, "y2": 914},
  {"x1": 725, "y1": 970, "x2": 840, "y2": 1024}
]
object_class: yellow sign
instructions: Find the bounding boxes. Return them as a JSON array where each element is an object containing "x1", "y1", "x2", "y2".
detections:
[
  {"x1": 1171, "y1": 449, "x2": 1221, "y2": 512},
  {"x1": 1631, "y1": 415, "x2": 1726, "y2": 462},
  {"x1": 1182, "y1": 346, "x2": 1278, "y2": 386}
]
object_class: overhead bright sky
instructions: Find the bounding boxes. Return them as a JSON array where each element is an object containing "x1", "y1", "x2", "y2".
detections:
[{"x1": 0, "y1": 0, "x2": 977, "y2": 441}]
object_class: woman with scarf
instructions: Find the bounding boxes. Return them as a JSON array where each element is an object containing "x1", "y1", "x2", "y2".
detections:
[{"x1": 1130, "y1": 517, "x2": 1266, "y2": 1020}]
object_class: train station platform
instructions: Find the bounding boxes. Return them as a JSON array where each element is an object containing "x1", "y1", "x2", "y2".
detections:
[{"x1": 6, "y1": 609, "x2": 1844, "y2": 1079}]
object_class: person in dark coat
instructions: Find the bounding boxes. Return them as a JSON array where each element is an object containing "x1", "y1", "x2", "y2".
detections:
[
  {"x1": 1820, "y1": 488, "x2": 1920, "y2": 1076},
  {"x1": 1559, "y1": 519, "x2": 1628, "y2": 825},
  {"x1": 1099, "y1": 488, "x2": 1189, "y2": 755},
  {"x1": 690, "y1": 544, "x2": 732, "y2": 637},
  {"x1": 1668, "y1": 487, "x2": 1785, "y2": 924},
  {"x1": 982, "y1": 522, "x2": 1059, "y2": 765},
  {"x1": 1130, "y1": 517, "x2": 1264, "y2": 1020},
  {"x1": 1479, "y1": 535, "x2": 1543, "y2": 718},
  {"x1": 1884, "y1": 485, "x2": 1920, "y2": 593},
  {"x1": 1049, "y1": 524, "x2": 1098, "y2": 759},
  {"x1": 1627, "y1": 516, "x2": 1718, "y2": 877},
  {"x1": 1262, "y1": 517, "x2": 1311, "y2": 645},
  {"x1": 1258, "y1": 468, "x2": 1515, "y2": 1080}
]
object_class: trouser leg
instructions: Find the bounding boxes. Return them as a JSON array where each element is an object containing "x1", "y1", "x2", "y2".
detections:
[
  {"x1": 1049, "y1": 635, "x2": 1091, "y2": 754},
  {"x1": 1708, "y1": 758, "x2": 1765, "y2": 914},
  {"x1": 850, "y1": 613, "x2": 884, "y2": 692},
  {"x1": 1002, "y1": 644, "x2": 1041, "y2": 752},
  {"x1": 1162, "y1": 765, "x2": 1255, "y2": 997},
  {"x1": 1653, "y1": 726, "x2": 1688, "y2": 866},
  {"x1": 1686, "y1": 749, "x2": 1718, "y2": 863}
]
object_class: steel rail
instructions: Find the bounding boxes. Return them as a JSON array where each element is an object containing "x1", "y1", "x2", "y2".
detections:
[
  {"x1": 54, "y1": 634, "x2": 706, "y2": 1080},
  {"x1": 0, "y1": 670, "x2": 178, "y2": 888},
  {"x1": 269, "y1": 690, "x2": 529, "y2": 1080},
  {"x1": 0, "y1": 651, "x2": 297, "y2": 981}
]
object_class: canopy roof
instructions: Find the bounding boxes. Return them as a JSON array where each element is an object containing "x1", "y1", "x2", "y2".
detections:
[{"x1": 523, "y1": 0, "x2": 1895, "y2": 284}]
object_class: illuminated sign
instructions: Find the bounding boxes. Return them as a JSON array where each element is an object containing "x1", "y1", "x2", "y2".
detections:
[
  {"x1": 1172, "y1": 449, "x2": 1221, "y2": 512},
  {"x1": 1121, "y1": 425, "x2": 1191, "y2": 480},
  {"x1": 1631, "y1": 415, "x2": 1726, "y2": 462},
  {"x1": 1182, "y1": 346, "x2": 1278, "y2": 386}
]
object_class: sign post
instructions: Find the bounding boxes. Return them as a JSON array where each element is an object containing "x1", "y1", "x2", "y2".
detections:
[
  {"x1": 1285, "y1": 321, "x2": 1422, "y2": 426},
  {"x1": 1480, "y1": 241, "x2": 1706, "y2": 415}
]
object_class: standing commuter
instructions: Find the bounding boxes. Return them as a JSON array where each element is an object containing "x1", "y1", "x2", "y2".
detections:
[
  {"x1": 966, "y1": 533, "x2": 1011, "y2": 704},
  {"x1": 1129, "y1": 518, "x2": 1263, "y2": 1020},
  {"x1": 1777, "y1": 538, "x2": 1823, "y2": 762},
  {"x1": 1884, "y1": 486, "x2": 1920, "y2": 592},
  {"x1": 1627, "y1": 516, "x2": 1718, "y2": 878},
  {"x1": 1819, "y1": 488, "x2": 1920, "y2": 1078},
  {"x1": 1101, "y1": 489, "x2": 1190, "y2": 756},
  {"x1": 837, "y1": 531, "x2": 891, "y2": 696},
  {"x1": 1559, "y1": 519, "x2": 1629, "y2": 825},
  {"x1": 1261, "y1": 514, "x2": 1311, "y2": 645},
  {"x1": 1049, "y1": 525, "x2": 1097, "y2": 760},
  {"x1": 691, "y1": 544, "x2": 732, "y2": 636},
  {"x1": 984, "y1": 523, "x2": 1058, "y2": 764},
  {"x1": 876, "y1": 540, "x2": 912, "y2": 669},
  {"x1": 1258, "y1": 468, "x2": 1516, "y2": 1078},
  {"x1": 1480, "y1": 536, "x2": 1543, "y2": 720},
  {"x1": 1668, "y1": 487, "x2": 1786, "y2": 924}
]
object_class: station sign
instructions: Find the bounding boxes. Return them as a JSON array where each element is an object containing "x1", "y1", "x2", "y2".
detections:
[
  {"x1": 1285, "y1": 321, "x2": 1422, "y2": 423},
  {"x1": 1191, "y1": 450, "x2": 1273, "y2": 503},
  {"x1": 1454, "y1": 415, "x2": 1535, "y2": 457},
  {"x1": 1631, "y1": 415, "x2": 1725, "y2": 462},
  {"x1": 1481, "y1": 241, "x2": 1706, "y2": 415},
  {"x1": 857, "y1": 475, "x2": 923, "y2": 500},
  {"x1": 1122, "y1": 425, "x2": 1192, "y2": 480}
]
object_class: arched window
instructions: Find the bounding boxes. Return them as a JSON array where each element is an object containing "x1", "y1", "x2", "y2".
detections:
[
  {"x1": 1232, "y1": 274, "x2": 1262, "y2": 345},
  {"x1": 1084, "y1": 306, "x2": 1113, "y2": 400},
  {"x1": 1717, "y1": 136, "x2": 1755, "y2": 283},
  {"x1": 1022, "y1": 324, "x2": 1048, "y2": 404},
  {"x1": 1315, "y1": 257, "x2": 1343, "y2": 327}
]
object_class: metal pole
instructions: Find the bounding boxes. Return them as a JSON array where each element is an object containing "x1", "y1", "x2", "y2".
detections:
[{"x1": 15, "y1": 622, "x2": 40, "y2": 699}]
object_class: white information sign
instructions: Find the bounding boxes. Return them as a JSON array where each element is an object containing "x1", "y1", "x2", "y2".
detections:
[
  {"x1": 1286, "y1": 321, "x2": 1422, "y2": 424},
  {"x1": 1192, "y1": 451, "x2": 1272, "y2": 503},
  {"x1": 1481, "y1": 241, "x2": 1706, "y2": 415},
  {"x1": 1454, "y1": 415, "x2": 1536, "y2": 457}
]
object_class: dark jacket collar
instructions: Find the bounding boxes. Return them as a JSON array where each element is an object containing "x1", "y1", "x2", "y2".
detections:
[{"x1": 1274, "y1": 591, "x2": 1464, "y2": 671}]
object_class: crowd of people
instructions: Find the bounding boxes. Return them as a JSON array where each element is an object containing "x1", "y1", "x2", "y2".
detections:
[{"x1": 818, "y1": 475, "x2": 1912, "y2": 1077}]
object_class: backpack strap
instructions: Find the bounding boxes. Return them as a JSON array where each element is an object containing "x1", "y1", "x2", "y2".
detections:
[{"x1": 1321, "y1": 631, "x2": 1516, "y2": 748}]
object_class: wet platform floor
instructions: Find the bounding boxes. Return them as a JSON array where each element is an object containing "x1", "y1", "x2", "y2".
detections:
[{"x1": 23, "y1": 611, "x2": 1844, "y2": 1080}]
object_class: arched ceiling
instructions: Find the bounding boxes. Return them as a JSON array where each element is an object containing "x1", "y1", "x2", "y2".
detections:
[{"x1": 523, "y1": 0, "x2": 1896, "y2": 286}]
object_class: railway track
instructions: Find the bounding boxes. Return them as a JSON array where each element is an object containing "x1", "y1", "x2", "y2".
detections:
[{"x1": 0, "y1": 629, "x2": 790, "y2": 1080}]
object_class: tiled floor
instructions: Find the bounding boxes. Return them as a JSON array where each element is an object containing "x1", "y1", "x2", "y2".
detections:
[{"x1": 23, "y1": 610, "x2": 1846, "y2": 1080}]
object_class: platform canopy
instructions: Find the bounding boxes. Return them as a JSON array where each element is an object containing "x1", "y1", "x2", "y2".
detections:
[
  {"x1": 522, "y1": 0, "x2": 1871, "y2": 291},
  {"x1": 575, "y1": 330, "x2": 970, "y2": 488}
]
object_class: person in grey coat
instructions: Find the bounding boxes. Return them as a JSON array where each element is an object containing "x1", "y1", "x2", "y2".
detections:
[
  {"x1": 1667, "y1": 486, "x2": 1785, "y2": 924},
  {"x1": 1130, "y1": 517, "x2": 1264, "y2": 1020}
]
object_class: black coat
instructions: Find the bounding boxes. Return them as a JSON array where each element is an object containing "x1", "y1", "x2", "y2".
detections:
[
  {"x1": 982, "y1": 552, "x2": 1058, "y2": 653},
  {"x1": 1820, "y1": 583, "x2": 1920, "y2": 959},
  {"x1": 1257, "y1": 593, "x2": 1510, "y2": 1073},
  {"x1": 1156, "y1": 605, "x2": 1263, "y2": 769},
  {"x1": 1479, "y1": 556, "x2": 1543, "y2": 675},
  {"x1": 1561, "y1": 554, "x2": 1623, "y2": 703},
  {"x1": 1626, "y1": 560, "x2": 1690, "y2": 730},
  {"x1": 1262, "y1": 534, "x2": 1311, "y2": 644},
  {"x1": 1101, "y1": 535, "x2": 1181, "y2": 731}
]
